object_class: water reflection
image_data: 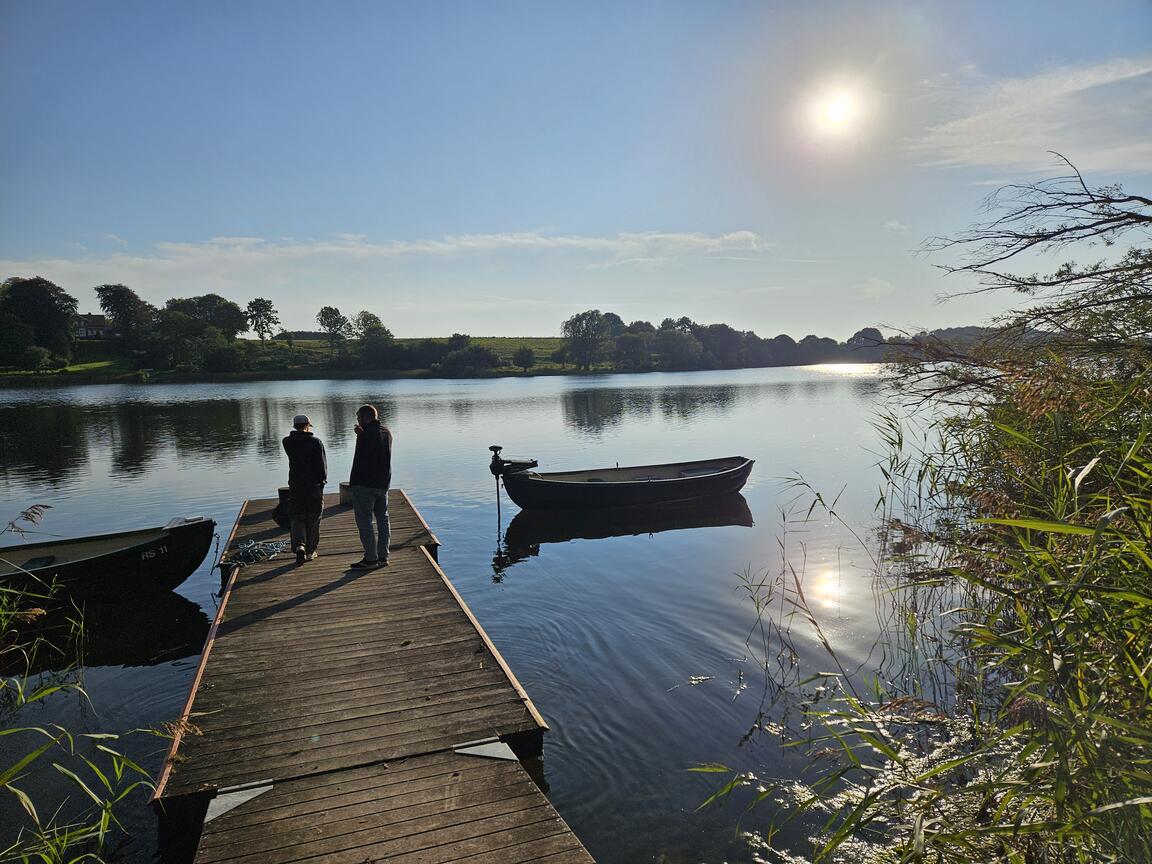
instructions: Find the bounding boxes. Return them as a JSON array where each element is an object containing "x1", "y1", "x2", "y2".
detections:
[
  {"x1": 1, "y1": 592, "x2": 209, "y2": 676},
  {"x1": 561, "y1": 386, "x2": 742, "y2": 435},
  {"x1": 0, "y1": 403, "x2": 91, "y2": 486},
  {"x1": 493, "y1": 493, "x2": 755, "y2": 579}
]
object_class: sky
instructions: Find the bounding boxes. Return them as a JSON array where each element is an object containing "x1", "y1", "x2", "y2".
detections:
[{"x1": 1, "y1": 1, "x2": 1150, "y2": 339}]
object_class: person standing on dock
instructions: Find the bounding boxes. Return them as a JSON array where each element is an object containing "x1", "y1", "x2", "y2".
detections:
[
  {"x1": 283, "y1": 414, "x2": 327, "y2": 566},
  {"x1": 349, "y1": 403, "x2": 392, "y2": 570}
]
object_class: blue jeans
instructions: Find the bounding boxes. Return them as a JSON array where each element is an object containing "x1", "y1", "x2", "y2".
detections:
[{"x1": 350, "y1": 485, "x2": 390, "y2": 561}]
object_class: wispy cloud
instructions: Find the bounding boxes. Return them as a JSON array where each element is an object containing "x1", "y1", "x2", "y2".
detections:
[
  {"x1": 144, "y1": 229, "x2": 768, "y2": 266},
  {"x1": 883, "y1": 220, "x2": 912, "y2": 236},
  {"x1": 905, "y1": 56, "x2": 1152, "y2": 174},
  {"x1": 0, "y1": 229, "x2": 770, "y2": 314}
]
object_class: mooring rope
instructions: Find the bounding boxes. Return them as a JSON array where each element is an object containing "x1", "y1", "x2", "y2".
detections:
[{"x1": 221, "y1": 539, "x2": 291, "y2": 568}]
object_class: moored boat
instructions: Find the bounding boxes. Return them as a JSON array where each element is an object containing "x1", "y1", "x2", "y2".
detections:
[
  {"x1": 489, "y1": 446, "x2": 754, "y2": 510},
  {"x1": 0, "y1": 516, "x2": 216, "y2": 598}
]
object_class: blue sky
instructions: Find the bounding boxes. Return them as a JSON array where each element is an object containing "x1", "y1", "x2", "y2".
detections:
[{"x1": 2, "y1": 1, "x2": 1150, "y2": 338}]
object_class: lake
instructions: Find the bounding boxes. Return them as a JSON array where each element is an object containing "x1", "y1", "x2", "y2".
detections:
[{"x1": 0, "y1": 365, "x2": 890, "y2": 863}]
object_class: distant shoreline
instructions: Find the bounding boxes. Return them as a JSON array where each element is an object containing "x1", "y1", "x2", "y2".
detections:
[{"x1": 0, "y1": 360, "x2": 883, "y2": 390}]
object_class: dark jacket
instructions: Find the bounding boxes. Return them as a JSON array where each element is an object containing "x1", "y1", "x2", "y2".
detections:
[
  {"x1": 283, "y1": 430, "x2": 327, "y2": 488},
  {"x1": 350, "y1": 420, "x2": 392, "y2": 489}
]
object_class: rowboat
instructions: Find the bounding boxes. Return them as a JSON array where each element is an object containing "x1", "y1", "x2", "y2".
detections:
[
  {"x1": 0, "y1": 516, "x2": 216, "y2": 598},
  {"x1": 489, "y1": 446, "x2": 754, "y2": 510}
]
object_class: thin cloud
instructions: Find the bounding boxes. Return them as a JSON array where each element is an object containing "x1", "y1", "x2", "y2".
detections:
[
  {"x1": 905, "y1": 56, "x2": 1152, "y2": 174},
  {"x1": 0, "y1": 229, "x2": 770, "y2": 308},
  {"x1": 883, "y1": 220, "x2": 912, "y2": 236}
]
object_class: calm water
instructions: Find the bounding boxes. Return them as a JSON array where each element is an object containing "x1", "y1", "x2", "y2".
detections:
[{"x1": 0, "y1": 366, "x2": 889, "y2": 862}]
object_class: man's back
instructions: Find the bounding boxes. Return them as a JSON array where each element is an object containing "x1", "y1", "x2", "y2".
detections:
[
  {"x1": 283, "y1": 430, "x2": 327, "y2": 487},
  {"x1": 350, "y1": 421, "x2": 392, "y2": 489}
]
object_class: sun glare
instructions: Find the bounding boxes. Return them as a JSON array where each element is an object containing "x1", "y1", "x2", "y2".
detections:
[{"x1": 804, "y1": 83, "x2": 869, "y2": 142}]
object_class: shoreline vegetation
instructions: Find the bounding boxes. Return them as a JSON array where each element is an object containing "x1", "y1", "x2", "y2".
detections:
[
  {"x1": 704, "y1": 163, "x2": 1152, "y2": 861},
  {"x1": 0, "y1": 274, "x2": 998, "y2": 390}
]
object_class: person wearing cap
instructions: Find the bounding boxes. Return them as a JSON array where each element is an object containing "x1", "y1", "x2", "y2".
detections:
[
  {"x1": 283, "y1": 414, "x2": 327, "y2": 565},
  {"x1": 348, "y1": 403, "x2": 392, "y2": 570}
]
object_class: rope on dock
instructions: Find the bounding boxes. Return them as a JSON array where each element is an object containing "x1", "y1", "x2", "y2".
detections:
[{"x1": 221, "y1": 539, "x2": 290, "y2": 568}]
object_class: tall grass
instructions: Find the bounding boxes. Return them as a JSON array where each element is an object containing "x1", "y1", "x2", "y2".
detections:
[{"x1": 699, "y1": 167, "x2": 1152, "y2": 862}]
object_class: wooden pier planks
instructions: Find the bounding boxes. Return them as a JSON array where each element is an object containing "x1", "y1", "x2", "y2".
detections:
[
  {"x1": 193, "y1": 751, "x2": 593, "y2": 864},
  {"x1": 154, "y1": 490, "x2": 591, "y2": 862}
]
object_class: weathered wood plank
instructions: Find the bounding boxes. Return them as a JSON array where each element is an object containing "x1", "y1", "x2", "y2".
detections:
[{"x1": 194, "y1": 753, "x2": 592, "y2": 864}]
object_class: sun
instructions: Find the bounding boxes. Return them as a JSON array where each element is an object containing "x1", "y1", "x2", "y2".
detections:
[{"x1": 804, "y1": 84, "x2": 867, "y2": 140}]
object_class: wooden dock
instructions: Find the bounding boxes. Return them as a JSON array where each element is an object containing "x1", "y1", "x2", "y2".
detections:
[{"x1": 154, "y1": 490, "x2": 593, "y2": 863}]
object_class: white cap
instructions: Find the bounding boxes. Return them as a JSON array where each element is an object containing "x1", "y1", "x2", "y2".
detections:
[{"x1": 292, "y1": 414, "x2": 311, "y2": 428}]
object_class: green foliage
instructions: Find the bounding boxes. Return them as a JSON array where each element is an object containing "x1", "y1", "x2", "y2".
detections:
[
  {"x1": 316, "y1": 306, "x2": 351, "y2": 356},
  {"x1": 352, "y1": 310, "x2": 390, "y2": 340},
  {"x1": 164, "y1": 293, "x2": 247, "y2": 340},
  {"x1": 440, "y1": 344, "x2": 500, "y2": 375},
  {"x1": 245, "y1": 297, "x2": 280, "y2": 342},
  {"x1": 561, "y1": 309, "x2": 611, "y2": 370},
  {"x1": 0, "y1": 315, "x2": 36, "y2": 366},
  {"x1": 654, "y1": 328, "x2": 702, "y2": 369},
  {"x1": 19, "y1": 346, "x2": 57, "y2": 370},
  {"x1": 95, "y1": 284, "x2": 155, "y2": 348},
  {"x1": 700, "y1": 165, "x2": 1152, "y2": 863},
  {"x1": 0, "y1": 277, "x2": 77, "y2": 359},
  {"x1": 511, "y1": 346, "x2": 536, "y2": 372}
]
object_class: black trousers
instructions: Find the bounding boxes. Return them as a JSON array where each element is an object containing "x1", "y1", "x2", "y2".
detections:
[{"x1": 288, "y1": 483, "x2": 324, "y2": 553}]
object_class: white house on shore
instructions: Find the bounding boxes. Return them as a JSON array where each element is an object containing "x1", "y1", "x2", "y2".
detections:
[{"x1": 75, "y1": 313, "x2": 114, "y2": 338}]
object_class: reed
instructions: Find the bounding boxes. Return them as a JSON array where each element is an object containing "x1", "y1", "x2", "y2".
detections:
[{"x1": 699, "y1": 166, "x2": 1152, "y2": 862}]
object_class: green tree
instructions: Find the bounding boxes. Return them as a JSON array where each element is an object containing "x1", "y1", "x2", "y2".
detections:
[
  {"x1": 0, "y1": 312, "x2": 36, "y2": 365},
  {"x1": 0, "y1": 276, "x2": 78, "y2": 358},
  {"x1": 655, "y1": 328, "x2": 703, "y2": 369},
  {"x1": 95, "y1": 283, "x2": 156, "y2": 348},
  {"x1": 613, "y1": 332, "x2": 651, "y2": 370},
  {"x1": 165, "y1": 294, "x2": 248, "y2": 340},
  {"x1": 603, "y1": 311, "x2": 626, "y2": 338},
  {"x1": 353, "y1": 310, "x2": 391, "y2": 339},
  {"x1": 512, "y1": 346, "x2": 536, "y2": 372},
  {"x1": 246, "y1": 297, "x2": 280, "y2": 342},
  {"x1": 561, "y1": 309, "x2": 610, "y2": 370},
  {"x1": 550, "y1": 345, "x2": 569, "y2": 368},
  {"x1": 316, "y1": 306, "x2": 351, "y2": 356},
  {"x1": 440, "y1": 344, "x2": 500, "y2": 375}
]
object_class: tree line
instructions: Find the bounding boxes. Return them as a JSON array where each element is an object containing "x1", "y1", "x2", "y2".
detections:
[
  {"x1": 558, "y1": 310, "x2": 891, "y2": 371},
  {"x1": 0, "y1": 276, "x2": 903, "y2": 377}
]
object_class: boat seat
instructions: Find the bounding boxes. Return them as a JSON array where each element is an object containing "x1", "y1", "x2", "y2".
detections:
[{"x1": 679, "y1": 467, "x2": 718, "y2": 477}]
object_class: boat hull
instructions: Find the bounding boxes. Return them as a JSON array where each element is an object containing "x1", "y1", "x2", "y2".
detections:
[
  {"x1": 501, "y1": 457, "x2": 754, "y2": 510},
  {"x1": 0, "y1": 517, "x2": 216, "y2": 598}
]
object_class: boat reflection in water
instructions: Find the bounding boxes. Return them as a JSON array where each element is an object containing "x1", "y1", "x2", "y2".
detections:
[
  {"x1": 493, "y1": 493, "x2": 754, "y2": 579},
  {"x1": 2, "y1": 592, "x2": 210, "y2": 676}
]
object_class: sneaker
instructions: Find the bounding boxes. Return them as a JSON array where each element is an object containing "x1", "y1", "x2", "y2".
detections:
[
  {"x1": 350, "y1": 558, "x2": 379, "y2": 570},
  {"x1": 295, "y1": 545, "x2": 306, "y2": 565},
  {"x1": 306, "y1": 551, "x2": 319, "y2": 561}
]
